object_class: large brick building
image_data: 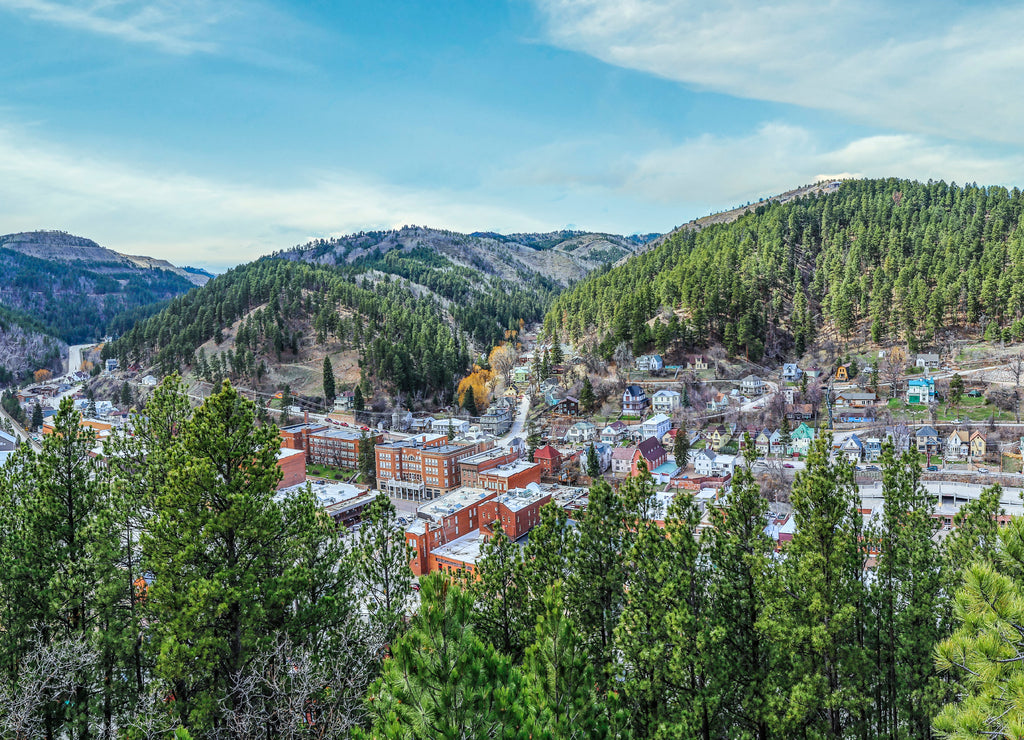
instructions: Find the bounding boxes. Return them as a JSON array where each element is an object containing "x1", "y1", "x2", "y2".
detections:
[
  {"x1": 476, "y1": 459, "x2": 542, "y2": 493},
  {"x1": 279, "y1": 423, "x2": 329, "y2": 456},
  {"x1": 376, "y1": 433, "x2": 493, "y2": 500},
  {"x1": 458, "y1": 447, "x2": 521, "y2": 488},
  {"x1": 405, "y1": 484, "x2": 552, "y2": 577},
  {"x1": 307, "y1": 427, "x2": 382, "y2": 470},
  {"x1": 276, "y1": 448, "x2": 307, "y2": 489},
  {"x1": 532, "y1": 445, "x2": 562, "y2": 476}
]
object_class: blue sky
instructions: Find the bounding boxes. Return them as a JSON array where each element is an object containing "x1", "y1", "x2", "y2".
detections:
[{"x1": 1, "y1": 0, "x2": 1023, "y2": 270}]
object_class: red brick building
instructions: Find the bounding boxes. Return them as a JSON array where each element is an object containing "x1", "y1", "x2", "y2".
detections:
[
  {"x1": 377, "y1": 433, "x2": 493, "y2": 500},
  {"x1": 276, "y1": 448, "x2": 307, "y2": 489},
  {"x1": 478, "y1": 486, "x2": 552, "y2": 539},
  {"x1": 631, "y1": 437, "x2": 668, "y2": 477},
  {"x1": 307, "y1": 427, "x2": 382, "y2": 470},
  {"x1": 532, "y1": 445, "x2": 562, "y2": 476},
  {"x1": 459, "y1": 447, "x2": 521, "y2": 488},
  {"x1": 279, "y1": 423, "x2": 329, "y2": 456},
  {"x1": 476, "y1": 460, "x2": 542, "y2": 493}
]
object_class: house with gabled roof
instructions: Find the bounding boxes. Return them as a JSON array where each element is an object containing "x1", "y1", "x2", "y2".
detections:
[
  {"x1": 600, "y1": 421, "x2": 629, "y2": 444},
  {"x1": 914, "y1": 425, "x2": 941, "y2": 455},
  {"x1": 946, "y1": 429, "x2": 970, "y2": 459},
  {"x1": 839, "y1": 434, "x2": 864, "y2": 463},
  {"x1": 611, "y1": 446, "x2": 636, "y2": 475},
  {"x1": 740, "y1": 375, "x2": 765, "y2": 397},
  {"x1": 622, "y1": 385, "x2": 649, "y2": 414},
  {"x1": 782, "y1": 363, "x2": 802, "y2": 382},
  {"x1": 970, "y1": 431, "x2": 987, "y2": 459},
  {"x1": 632, "y1": 437, "x2": 668, "y2": 477},
  {"x1": 652, "y1": 389, "x2": 682, "y2": 414},
  {"x1": 789, "y1": 422, "x2": 816, "y2": 455},
  {"x1": 907, "y1": 378, "x2": 936, "y2": 405},
  {"x1": 635, "y1": 354, "x2": 664, "y2": 373}
]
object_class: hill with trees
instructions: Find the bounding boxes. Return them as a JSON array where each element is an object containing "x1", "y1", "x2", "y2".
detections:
[
  {"x1": 544, "y1": 178, "x2": 1024, "y2": 363},
  {"x1": 0, "y1": 231, "x2": 209, "y2": 380}
]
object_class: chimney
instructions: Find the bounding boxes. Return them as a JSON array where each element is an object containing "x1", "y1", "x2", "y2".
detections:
[{"x1": 305, "y1": 409, "x2": 309, "y2": 424}]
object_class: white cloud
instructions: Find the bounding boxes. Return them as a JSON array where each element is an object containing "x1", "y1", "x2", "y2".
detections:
[
  {"x1": 533, "y1": 0, "x2": 1024, "y2": 145},
  {"x1": 0, "y1": 127, "x2": 551, "y2": 269},
  {"x1": 508, "y1": 123, "x2": 1024, "y2": 212}
]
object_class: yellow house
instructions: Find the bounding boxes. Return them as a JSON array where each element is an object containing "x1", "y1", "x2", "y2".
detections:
[
  {"x1": 970, "y1": 431, "x2": 987, "y2": 458},
  {"x1": 834, "y1": 364, "x2": 850, "y2": 382}
]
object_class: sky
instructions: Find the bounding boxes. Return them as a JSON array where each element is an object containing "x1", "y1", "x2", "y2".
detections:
[{"x1": 1, "y1": 0, "x2": 1024, "y2": 270}]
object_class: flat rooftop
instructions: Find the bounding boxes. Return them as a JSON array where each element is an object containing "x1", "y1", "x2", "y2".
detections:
[
  {"x1": 417, "y1": 487, "x2": 493, "y2": 522},
  {"x1": 431, "y1": 529, "x2": 488, "y2": 565},
  {"x1": 309, "y1": 428, "x2": 363, "y2": 442},
  {"x1": 460, "y1": 447, "x2": 515, "y2": 465},
  {"x1": 274, "y1": 480, "x2": 365, "y2": 507},
  {"x1": 496, "y1": 485, "x2": 550, "y2": 512},
  {"x1": 482, "y1": 460, "x2": 539, "y2": 478}
]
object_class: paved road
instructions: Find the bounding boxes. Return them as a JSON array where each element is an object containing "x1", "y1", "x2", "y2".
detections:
[
  {"x1": 66, "y1": 343, "x2": 93, "y2": 375},
  {"x1": 497, "y1": 395, "x2": 531, "y2": 446}
]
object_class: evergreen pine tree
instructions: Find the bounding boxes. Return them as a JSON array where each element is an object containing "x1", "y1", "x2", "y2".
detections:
[
  {"x1": 463, "y1": 385, "x2": 478, "y2": 416},
  {"x1": 353, "y1": 385, "x2": 365, "y2": 411},
  {"x1": 323, "y1": 355, "x2": 336, "y2": 405},
  {"x1": 586, "y1": 444, "x2": 600, "y2": 479},
  {"x1": 579, "y1": 375, "x2": 597, "y2": 414},
  {"x1": 363, "y1": 573, "x2": 528, "y2": 740},
  {"x1": 470, "y1": 521, "x2": 529, "y2": 662},
  {"x1": 351, "y1": 493, "x2": 412, "y2": 643},
  {"x1": 358, "y1": 429, "x2": 377, "y2": 486},
  {"x1": 30, "y1": 401, "x2": 42, "y2": 432},
  {"x1": 566, "y1": 479, "x2": 626, "y2": 679},
  {"x1": 674, "y1": 422, "x2": 690, "y2": 468}
]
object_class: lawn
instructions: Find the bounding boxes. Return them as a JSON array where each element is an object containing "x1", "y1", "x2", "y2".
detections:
[
  {"x1": 887, "y1": 396, "x2": 1016, "y2": 424},
  {"x1": 307, "y1": 463, "x2": 358, "y2": 481}
]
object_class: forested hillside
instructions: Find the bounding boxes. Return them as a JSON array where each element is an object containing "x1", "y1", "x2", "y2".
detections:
[
  {"x1": 544, "y1": 178, "x2": 1024, "y2": 362},
  {"x1": 106, "y1": 249, "x2": 555, "y2": 401},
  {"x1": 278, "y1": 225, "x2": 648, "y2": 287},
  {"x1": 0, "y1": 231, "x2": 204, "y2": 345}
]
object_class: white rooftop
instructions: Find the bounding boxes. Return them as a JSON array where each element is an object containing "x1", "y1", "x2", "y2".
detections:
[
  {"x1": 431, "y1": 529, "x2": 488, "y2": 565},
  {"x1": 496, "y1": 484, "x2": 550, "y2": 512},
  {"x1": 484, "y1": 460, "x2": 540, "y2": 479},
  {"x1": 417, "y1": 487, "x2": 493, "y2": 522}
]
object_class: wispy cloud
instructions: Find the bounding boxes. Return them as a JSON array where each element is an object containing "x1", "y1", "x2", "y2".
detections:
[
  {"x1": 0, "y1": 0, "x2": 227, "y2": 53},
  {"x1": 508, "y1": 122, "x2": 1024, "y2": 212},
  {"x1": 533, "y1": 0, "x2": 1024, "y2": 145},
  {"x1": 0, "y1": 126, "x2": 551, "y2": 269}
]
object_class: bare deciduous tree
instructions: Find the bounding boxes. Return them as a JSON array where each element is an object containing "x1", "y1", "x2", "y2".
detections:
[
  {"x1": 0, "y1": 635, "x2": 97, "y2": 740},
  {"x1": 1007, "y1": 352, "x2": 1024, "y2": 423},
  {"x1": 223, "y1": 633, "x2": 382, "y2": 740}
]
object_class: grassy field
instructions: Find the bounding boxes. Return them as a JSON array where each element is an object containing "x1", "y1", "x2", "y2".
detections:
[{"x1": 306, "y1": 463, "x2": 359, "y2": 481}]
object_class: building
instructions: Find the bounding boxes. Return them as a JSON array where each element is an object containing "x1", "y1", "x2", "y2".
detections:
[
  {"x1": 477, "y1": 459, "x2": 542, "y2": 493},
  {"x1": 693, "y1": 448, "x2": 717, "y2": 476},
  {"x1": 307, "y1": 427, "x2": 383, "y2": 470},
  {"x1": 740, "y1": 375, "x2": 765, "y2": 397},
  {"x1": 641, "y1": 413, "x2": 672, "y2": 441},
  {"x1": 276, "y1": 448, "x2": 307, "y2": 489},
  {"x1": 478, "y1": 484, "x2": 553, "y2": 540},
  {"x1": 916, "y1": 353, "x2": 941, "y2": 369},
  {"x1": 600, "y1": 421, "x2": 629, "y2": 444},
  {"x1": 686, "y1": 355, "x2": 709, "y2": 371},
  {"x1": 834, "y1": 364, "x2": 850, "y2": 382},
  {"x1": 907, "y1": 377, "x2": 936, "y2": 405},
  {"x1": 970, "y1": 431, "x2": 987, "y2": 459},
  {"x1": 632, "y1": 437, "x2": 668, "y2": 477},
  {"x1": 913, "y1": 425, "x2": 941, "y2": 455},
  {"x1": 431, "y1": 418, "x2": 471, "y2": 437},
  {"x1": 782, "y1": 363, "x2": 802, "y2": 381},
  {"x1": 376, "y1": 433, "x2": 492, "y2": 500},
  {"x1": 834, "y1": 391, "x2": 877, "y2": 408},
  {"x1": 279, "y1": 422, "x2": 330, "y2": 456},
  {"x1": 635, "y1": 354, "x2": 664, "y2": 373},
  {"x1": 566, "y1": 421, "x2": 597, "y2": 444},
  {"x1": 946, "y1": 429, "x2": 971, "y2": 459},
  {"x1": 459, "y1": 447, "x2": 521, "y2": 488},
  {"x1": 480, "y1": 398, "x2": 514, "y2": 436},
  {"x1": 789, "y1": 422, "x2": 816, "y2": 455},
  {"x1": 533, "y1": 444, "x2": 563, "y2": 476},
  {"x1": 611, "y1": 446, "x2": 636, "y2": 475},
  {"x1": 785, "y1": 403, "x2": 814, "y2": 421},
  {"x1": 651, "y1": 389, "x2": 682, "y2": 414},
  {"x1": 864, "y1": 437, "x2": 883, "y2": 462},
  {"x1": 587, "y1": 442, "x2": 612, "y2": 473},
  {"x1": 622, "y1": 385, "x2": 649, "y2": 413},
  {"x1": 405, "y1": 488, "x2": 497, "y2": 576},
  {"x1": 839, "y1": 434, "x2": 864, "y2": 463}
]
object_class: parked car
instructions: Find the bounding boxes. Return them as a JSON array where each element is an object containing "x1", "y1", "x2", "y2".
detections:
[
  {"x1": 783, "y1": 463, "x2": 794, "y2": 469},
  {"x1": 926, "y1": 465, "x2": 939, "y2": 472},
  {"x1": 978, "y1": 468, "x2": 990, "y2": 474}
]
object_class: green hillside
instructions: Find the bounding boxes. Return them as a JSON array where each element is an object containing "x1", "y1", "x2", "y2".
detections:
[{"x1": 544, "y1": 178, "x2": 1024, "y2": 362}]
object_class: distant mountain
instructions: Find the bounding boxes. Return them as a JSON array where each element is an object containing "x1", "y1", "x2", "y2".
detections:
[
  {"x1": 0, "y1": 231, "x2": 211, "y2": 287},
  {"x1": 0, "y1": 231, "x2": 205, "y2": 356},
  {"x1": 278, "y1": 226, "x2": 650, "y2": 287},
  {"x1": 108, "y1": 225, "x2": 654, "y2": 404}
]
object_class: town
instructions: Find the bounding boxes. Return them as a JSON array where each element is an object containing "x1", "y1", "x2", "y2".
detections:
[{"x1": 11, "y1": 334, "x2": 1024, "y2": 584}]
